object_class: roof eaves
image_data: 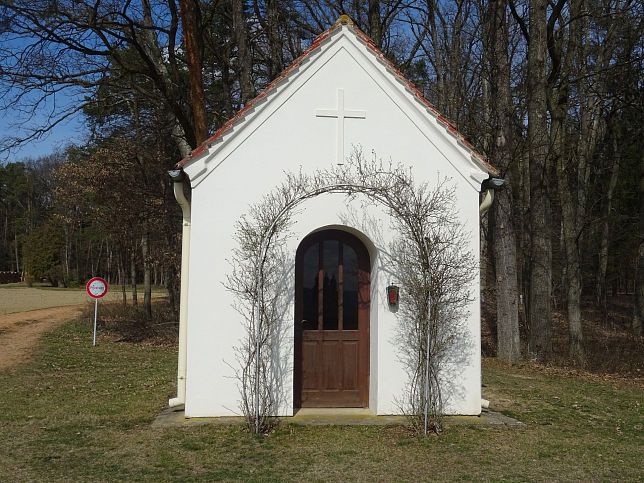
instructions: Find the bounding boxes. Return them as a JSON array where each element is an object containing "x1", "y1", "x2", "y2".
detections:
[
  {"x1": 345, "y1": 20, "x2": 499, "y2": 177},
  {"x1": 176, "y1": 15, "x2": 499, "y2": 177},
  {"x1": 176, "y1": 23, "x2": 342, "y2": 168}
]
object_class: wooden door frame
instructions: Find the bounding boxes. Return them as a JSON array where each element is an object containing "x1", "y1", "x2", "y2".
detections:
[{"x1": 293, "y1": 229, "x2": 370, "y2": 408}]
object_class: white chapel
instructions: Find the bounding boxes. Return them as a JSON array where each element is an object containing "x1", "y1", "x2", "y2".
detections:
[{"x1": 168, "y1": 15, "x2": 498, "y2": 418}]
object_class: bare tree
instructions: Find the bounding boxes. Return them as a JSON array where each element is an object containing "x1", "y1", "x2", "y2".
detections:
[
  {"x1": 523, "y1": 0, "x2": 553, "y2": 361},
  {"x1": 634, "y1": 148, "x2": 644, "y2": 336},
  {"x1": 179, "y1": 0, "x2": 208, "y2": 145},
  {"x1": 486, "y1": 0, "x2": 520, "y2": 363},
  {"x1": 232, "y1": 0, "x2": 256, "y2": 104},
  {"x1": 549, "y1": 0, "x2": 588, "y2": 363},
  {"x1": 0, "y1": 0, "x2": 194, "y2": 156},
  {"x1": 596, "y1": 131, "x2": 620, "y2": 319}
]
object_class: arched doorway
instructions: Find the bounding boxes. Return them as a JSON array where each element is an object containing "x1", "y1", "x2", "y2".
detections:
[{"x1": 294, "y1": 229, "x2": 370, "y2": 408}]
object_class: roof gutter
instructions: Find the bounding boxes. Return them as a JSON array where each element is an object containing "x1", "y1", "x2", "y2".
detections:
[
  {"x1": 479, "y1": 177, "x2": 505, "y2": 216},
  {"x1": 168, "y1": 169, "x2": 191, "y2": 408}
]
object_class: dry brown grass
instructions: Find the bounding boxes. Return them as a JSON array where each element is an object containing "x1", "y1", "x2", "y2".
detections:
[
  {"x1": 85, "y1": 300, "x2": 179, "y2": 346},
  {"x1": 0, "y1": 284, "x2": 167, "y2": 315},
  {"x1": 481, "y1": 289, "x2": 644, "y2": 376}
]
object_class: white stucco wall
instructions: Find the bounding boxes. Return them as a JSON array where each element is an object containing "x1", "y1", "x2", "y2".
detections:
[{"x1": 181, "y1": 26, "x2": 485, "y2": 417}]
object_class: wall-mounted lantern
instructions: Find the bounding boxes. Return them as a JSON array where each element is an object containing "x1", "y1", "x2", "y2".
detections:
[{"x1": 387, "y1": 284, "x2": 399, "y2": 307}]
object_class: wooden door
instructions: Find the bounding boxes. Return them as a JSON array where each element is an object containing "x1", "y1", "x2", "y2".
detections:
[{"x1": 294, "y1": 230, "x2": 370, "y2": 408}]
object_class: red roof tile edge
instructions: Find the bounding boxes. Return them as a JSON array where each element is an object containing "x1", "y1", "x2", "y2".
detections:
[{"x1": 176, "y1": 15, "x2": 498, "y2": 177}]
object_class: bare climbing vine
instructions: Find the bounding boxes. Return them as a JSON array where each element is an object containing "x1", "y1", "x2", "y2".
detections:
[{"x1": 226, "y1": 149, "x2": 475, "y2": 434}]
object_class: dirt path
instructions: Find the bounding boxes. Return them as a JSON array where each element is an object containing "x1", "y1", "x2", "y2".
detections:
[
  {"x1": 0, "y1": 286, "x2": 169, "y2": 370},
  {"x1": 0, "y1": 304, "x2": 85, "y2": 370}
]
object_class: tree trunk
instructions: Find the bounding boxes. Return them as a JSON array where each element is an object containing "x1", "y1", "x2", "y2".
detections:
[
  {"x1": 76, "y1": 236, "x2": 81, "y2": 282},
  {"x1": 446, "y1": 6, "x2": 465, "y2": 120},
  {"x1": 142, "y1": 230, "x2": 152, "y2": 317},
  {"x1": 368, "y1": 0, "x2": 382, "y2": 48},
  {"x1": 556, "y1": 156, "x2": 585, "y2": 361},
  {"x1": 106, "y1": 242, "x2": 110, "y2": 284},
  {"x1": 140, "y1": 0, "x2": 195, "y2": 148},
  {"x1": 119, "y1": 250, "x2": 127, "y2": 308},
  {"x1": 95, "y1": 238, "x2": 104, "y2": 277},
  {"x1": 517, "y1": 148, "x2": 531, "y2": 323},
  {"x1": 131, "y1": 247, "x2": 138, "y2": 306},
  {"x1": 488, "y1": 0, "x2": 520, "y2": 364},
  {"x1": 14, "y1": 232, "x2": 20, "y2": 273},
  {"x1": 553, "y1": 0, "x2": 605, "y2": 362},
  {"x1": 267, "y1": 0, "x2": 284, "y2": 79},
  {"x1": 633, "y1": 149, "x2": 644, "y2": 336},
  {"x1": 178, "y1": 0, "x2": 208, "y2": 146},
  {"x1": 165, "y1": 264, "x2": 178, "y2": 323},
  {"x1": 63, "y1": 226, "x2": 70, "y2": 282},
  {"x1": 426, "y1": 3, "x2": 447, "y2": 114},
  {"x1": 527, "y1": 0, "x2": 552, "y2": 361},
  {"x1": 231, "y1": 0, "x2": 255, "y2": 104},
  {"x1": 220, "y1": 40, "x2": 235, "y2": 119},
  {"x1": 551, "y1": 67, "x2": 585, "y2": 362},
  {"x1": 121, "y1": 269, "x2": 127, "y2": 308},
  {"x1": 3, "y1": 215, "x2": 7, "y2": 265},
  {"x1": 493, "y1": 186, "x2": 521, "y2": 363},
  {"x1": 597, "y1": 137, "x2": 620, "y2": 318},
  {"x1": 138, "y1": 0, "x2": 194, "y2": 153}
]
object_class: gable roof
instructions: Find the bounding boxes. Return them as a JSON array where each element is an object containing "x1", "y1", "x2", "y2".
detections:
[{"x1": 176, "y1": 15, "x2": 498, "y2": 177}]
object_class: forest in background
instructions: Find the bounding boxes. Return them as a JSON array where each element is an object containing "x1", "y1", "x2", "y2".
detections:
[{"x1": 0, "y1": 0, "x2": 642, "y2": 365}]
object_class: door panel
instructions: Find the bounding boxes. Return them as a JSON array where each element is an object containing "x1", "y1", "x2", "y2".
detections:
[
  {"x1": 294, "y1": 230, "x2": 370, "y2": 408},
  {"x1": 342, "y1": 341, "x2": 359, "y2": 388}
]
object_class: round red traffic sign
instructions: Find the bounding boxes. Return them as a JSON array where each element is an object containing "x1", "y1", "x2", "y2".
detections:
[{"x1": 86, "y1": 277, "x2": 108, "y2": 299}]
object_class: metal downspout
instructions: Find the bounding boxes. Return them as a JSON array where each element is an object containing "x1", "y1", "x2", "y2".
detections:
[
  {"x1": 479, "y1": 189, "x2": 495, "y2": 215},
  {"x1": 168, "y1": 169, "x2": 191, "y2": 408},
  {"x1": 479, "y1": 176, "x2": 504, "y2": 409}
]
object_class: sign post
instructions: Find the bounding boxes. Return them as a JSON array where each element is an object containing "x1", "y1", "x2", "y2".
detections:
[{"x1": 86, "y1": 277, "x2": 108, "y2": 346}]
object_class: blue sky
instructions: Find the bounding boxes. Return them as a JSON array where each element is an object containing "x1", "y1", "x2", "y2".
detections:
[
  {"x1": 0, "y1": 106, "x2": 85, "y2": 163},
  {"x1": 0, "y1": 28, "x2": 89, "y2": 164}
]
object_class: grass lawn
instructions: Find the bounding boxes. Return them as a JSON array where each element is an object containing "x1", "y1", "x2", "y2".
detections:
[{"x1": 1, "y1": 321, "x2": 641, "y2": 481}]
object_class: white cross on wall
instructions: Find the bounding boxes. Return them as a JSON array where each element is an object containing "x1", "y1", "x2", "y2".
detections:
[{"x1": 316, "y1": 88, "x2": 366, "y2": 164}]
